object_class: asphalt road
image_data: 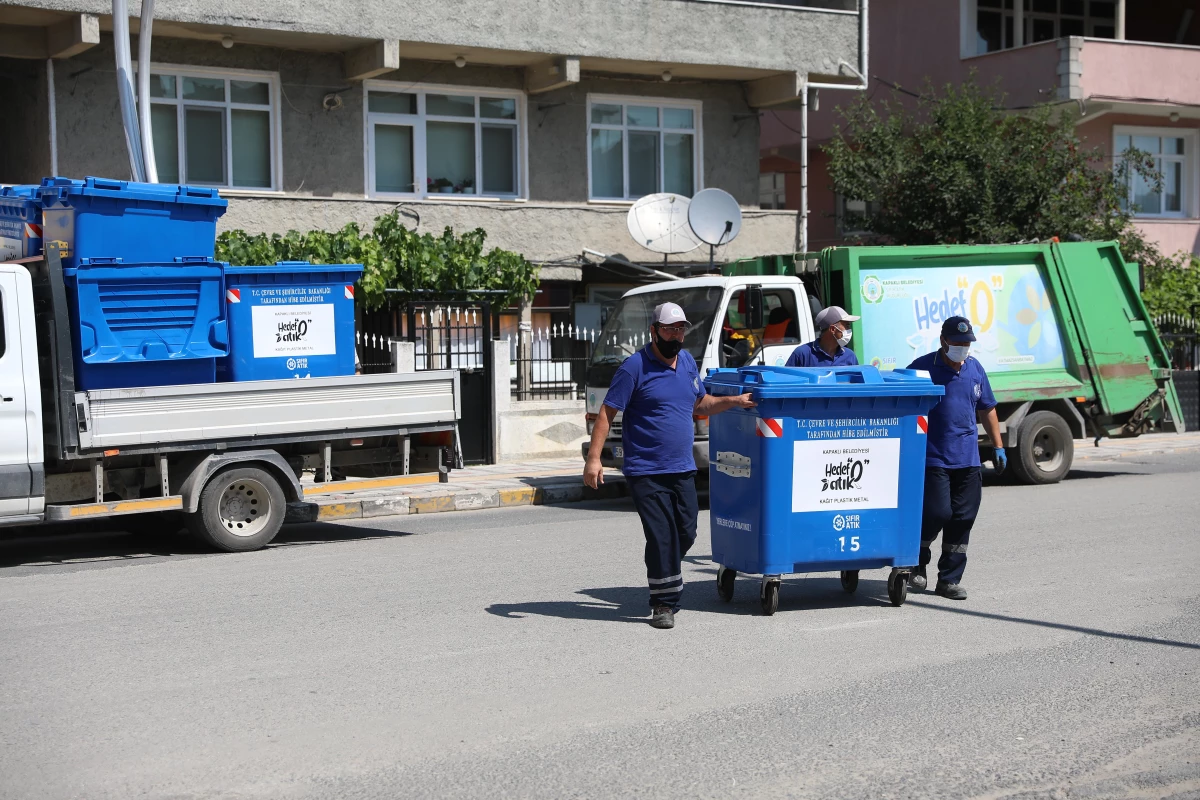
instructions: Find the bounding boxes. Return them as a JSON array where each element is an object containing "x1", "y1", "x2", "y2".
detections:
[{"x1": 2, "y1": 453, "x2": 1199, "y2": 800}]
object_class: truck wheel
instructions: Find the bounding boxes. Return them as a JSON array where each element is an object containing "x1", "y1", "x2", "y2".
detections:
[
  {"x1": 187, "y1": 466, "x2": 286, "y2": 552},
  {"x1": 1011, "y1": 411, "x2": 1074, "y2": 485}
]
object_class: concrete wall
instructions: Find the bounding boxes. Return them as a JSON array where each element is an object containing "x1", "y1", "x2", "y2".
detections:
[
  {"x1": 490, "y1": 341, "x2": 586, "y2": 462},
  {"x1": 14, "y1": 0, "x2": 859, "y2": 77},
  {"x1": 0, "y1": 57, "x2": 51, "y2": 183}
]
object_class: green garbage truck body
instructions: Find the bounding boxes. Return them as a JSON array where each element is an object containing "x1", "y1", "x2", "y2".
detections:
[{"x1": 814, "y1": 241, "x2": 1182, "y2": 483}]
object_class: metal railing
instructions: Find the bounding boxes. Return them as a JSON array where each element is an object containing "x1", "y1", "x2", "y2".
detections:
[
  {"x1": 1155, "y1": 313, "x2": 1198, "y2": 371},
  {"x1": 508, "y1": 323, "x2": 596, "y2": 401}
]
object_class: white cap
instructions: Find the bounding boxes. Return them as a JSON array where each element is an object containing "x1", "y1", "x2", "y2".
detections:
[
  {"x1": 814, "y1": 305, "x2": 860, "y2": 330},
  {"x1": 653, "y1": 302, "x2": 689, "y2": 325}
]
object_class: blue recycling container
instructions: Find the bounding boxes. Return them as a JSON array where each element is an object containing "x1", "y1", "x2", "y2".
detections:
[
  {"x1": 704, "y1": 365, "x2": 945, "y2": 610},
  {"x1": 63, "y1": 257, "x2": 229, "y2": 390},
  {"x1": 38, "y1": 176, "x2": 227, "y2": 268},
  {"x1": 0, "y1": 185, "x2": 43, "y2": 261},
  {"x1": 221, "y1": 262, "x2": 364, "y2": 381}
]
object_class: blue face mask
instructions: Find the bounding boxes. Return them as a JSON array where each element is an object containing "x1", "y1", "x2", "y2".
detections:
[{"x1": 946, "y1": 344, "x2": 971, "y2": 363}]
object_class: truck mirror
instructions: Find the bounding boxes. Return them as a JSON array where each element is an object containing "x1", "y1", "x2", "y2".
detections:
[{"x1": 746, "y1": 286, "x2": 765, "y2": 330}]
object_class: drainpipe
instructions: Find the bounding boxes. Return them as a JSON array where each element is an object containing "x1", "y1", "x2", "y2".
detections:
[
  {"x1": 1115, "y1": 0, "x2": 1126, "y2": 40},
  {"x1": 112, "y1": 0, "x2": 147, "y2": 182},
  {"x1": 137, "y1": 0, "x2": 157, "y2": 182},
  {"x1": 46, "y1": 58, "x2": 58, "y2": 175},
  {"x1": 1014, "y1": 0, "x2": 1025, "y2": 47},
  {"x1": 798, "y1": 0, "x2": 869, "y2": 265}
]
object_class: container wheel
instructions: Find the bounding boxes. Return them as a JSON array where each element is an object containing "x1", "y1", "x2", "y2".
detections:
[
  {"x1": 760, "y1": 579, "x2": 780, "y2": 616},
  {"x1": 187, "y1": 466, "x2": 286, "y2": 552},
  {"x1": 840, "y1": 570, "x2": 859, "y2": 594},
  {"x1": 716, "y1": 565, "x2": 736, "y2": 602},
  {"x1": 1011, "y1": 411, "x2": 1074, "y2": 485},
  {"x1": 887, "y1": 569, "x2": 909, "y2": 607}
]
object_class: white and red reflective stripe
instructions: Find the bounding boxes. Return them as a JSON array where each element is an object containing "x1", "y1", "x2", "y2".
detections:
[
  {"x1": 344, "y1": 285, "x2": 354, "y2": 299},
  {"x1": 226, "y1": 288, "x2": 241, "y2": 303},
  {"x1": 756, "y1": 418, "x2": 784, "y2": 438},
  {"x1": 24, "y1": 223, "x2": 42, "y2": 238},
  {"x1": 916, "y1": 415, "x2": 928, "y2": 434}
]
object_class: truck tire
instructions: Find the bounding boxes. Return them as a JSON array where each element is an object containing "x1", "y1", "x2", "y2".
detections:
[
  {"x1": 187, "y1": 466, "x2": 286, "y2": 552},
  {"x1": 1010, "y1": 411, "x2": 1074, "y2": 485}
]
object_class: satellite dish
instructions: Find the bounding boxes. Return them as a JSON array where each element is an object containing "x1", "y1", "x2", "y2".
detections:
[
  {"x1": 627, "y1": 193, "x2": 701, "y2": 254},
  {"x1": 688, "y1": 188, "x2": 742, "y2": 246}
]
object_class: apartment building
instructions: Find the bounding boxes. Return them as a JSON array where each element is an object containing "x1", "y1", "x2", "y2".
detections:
[
  {"x1": 1, "y1": 0, "x2": 865, "y2": 323},
  {"x1": 760, "y1": 0, "x2": 1200, "y2": 258}
]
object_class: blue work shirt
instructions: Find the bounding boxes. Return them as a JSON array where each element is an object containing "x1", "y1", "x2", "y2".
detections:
[
  {"x1": 785, "y1": 341, "x2": 859, "y2": 368},
  {"x1": 603, "y1": 346, "x2": 706, "y2": 476},
  {"x1": 907, "y1": 351, "x2": 998, "y2": 469}
]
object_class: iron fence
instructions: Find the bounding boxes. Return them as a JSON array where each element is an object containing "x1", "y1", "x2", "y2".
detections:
[
  {"x1": 508, "y1": 323, "x2": 596, "y2": 401},
  {"x1": 1155, "y1": 313, "x2": 1199, "y2": 371}
]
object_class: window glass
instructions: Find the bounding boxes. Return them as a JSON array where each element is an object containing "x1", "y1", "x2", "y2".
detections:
[
  {"x1": 628, "y1": 131, "x2": 659, "y2": 198},
  {"x1": 1164, "y1": 161, "x2": 1183, "y2": 213},
  {"x1": 1031, "y1": 17, "x2": 1056, "y2": 42},
  {"x1": 182, "y1": 76, "x2": 225, "y2": 102},
  {"x1": 626, "y1": 106, "x2": 659, "y2": 127},
  {"x1": 1060, "y1": 18, "x2": 1084, "y2": 36},
  {"x1": 1089, "y1": 0, "x2": 1114, "y2": 18},
  {"x1": 426, "y1": 94, "x2": 475, "y2": 117},
  {"x1": 663, "y1": 108, "x2": 694, "y2": 129},
  {"x1": 427, "y1": 121, "x2": 475, "y2": 189},
  {"x1": 481, "y1": 125, "x2": 516, "y2": 194},
  {"x1": 1061, "y1": 0, "x2": 1084, "y2": 14},
  {"x1": 1133, "y1": 135, "x2": 1160, "y2": 153},
  {"x1": 231, "y1": 109, "x2": 272, "y2": 188},
  {"x1": 1115, "y1": 134, "x2": 1131, "y2": 153},
  {"x1": 1132, "y1": 170, "x2": 1160, "y2": 215},
  {"x1": 591, "y1": 104, "x2": 622, "y2": 125},
  {"x1": 230, "y1": 80, "x2": 270, "y2": 105},
  {"x1": 480, "y1": 97, "x2": 516, "y2": 120},
  {"x1": 1165, "y1": 137, "x2": 1185, "y2": 156},
  {"x1": 185, "y1": 107, "x2": 225, "y2": 183},
  {"x1": 369, "y1": 91, "x2": 417, "y2": 114},
  {"x1": 591, "y1": 129, "x2": 624, "y2": 198},
  {"x1": 150, "y1": 105, "x2": 179, "y2": 183},
  {"x1": 375, "y1": 124, "x2": 415, "y2": 193},
  {"x1": 150, "y1": 74, "x2": 176, "y2": 99},
  {"x1": 664, "y1": 133, "x2": 694, "y2": 196},
  {"x1": 977, "y1": 11, "x2": 1002, "y2": 53}
]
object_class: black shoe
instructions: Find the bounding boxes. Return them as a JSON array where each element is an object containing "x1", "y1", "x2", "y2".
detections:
[
  {"x1": 650, "y1": 606, "x2": 675, "y2": 629},
  {"x1": 935, "y1": 581, "x2": 967, "y2": 600},
  {"x1": 910, "y1": 566, "x2": 928, "y2": 591}
]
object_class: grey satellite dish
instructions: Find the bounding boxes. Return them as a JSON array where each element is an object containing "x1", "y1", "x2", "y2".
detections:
[
  {"x1": 688, "y1": 188, "x2": 742, "y2": 268},
  {"x1": 627, "y1": 193, "x2": 701, "y2": 255}
]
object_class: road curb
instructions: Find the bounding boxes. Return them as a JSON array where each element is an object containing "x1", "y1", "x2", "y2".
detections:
[
  {"x1": 298, "y1": 477, "x2": 629, "y2": 522},
  {"x1": 1074, "y1": 442, "x2": 1200, "y2": 462}
]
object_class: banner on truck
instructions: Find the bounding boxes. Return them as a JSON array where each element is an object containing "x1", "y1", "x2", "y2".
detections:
[{"x1": 858, "y1": 264, "x2": 1065, "y2": 373}]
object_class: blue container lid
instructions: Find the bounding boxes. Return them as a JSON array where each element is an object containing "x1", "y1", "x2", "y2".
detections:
[
  {"x1": 224, "y1": 261, "x2": 364, "y2": 279},
  {"x1": 704, "y1": 365, "x2": 946, "y2": 399},
  {"x1": 0, "y1": 184, "x2": 40, "y2": 200},
  {"x1": 65, "y1": 256, "x2": 225, "y2": 278},
  {"x1": 38, "y1": 176, "x2": 228, "y2": 209}
]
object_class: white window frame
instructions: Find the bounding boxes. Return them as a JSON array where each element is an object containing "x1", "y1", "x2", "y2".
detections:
[
  {"x1": 586, "y1": 93, "x2": 704, "y2": 202},
  {"x1": 759, "y1": 172, "x2": 787, "y2": 209},
  {"x1": 362, "y1": 82, "x2": 528, "y2": 201},
  {"x1": 139, "y1": 64, "x2": 283, "y2": 192},
  {"x1": 1113, "y1": 126, "x2": 1198, "y2": 220}
]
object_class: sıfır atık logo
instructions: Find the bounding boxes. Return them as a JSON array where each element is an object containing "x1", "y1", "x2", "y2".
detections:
[{"x1": 833, "y1": 514, "x2": 846, "y2": 531}]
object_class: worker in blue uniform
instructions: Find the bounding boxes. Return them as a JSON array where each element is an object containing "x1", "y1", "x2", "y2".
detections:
[
  {"x1": 785, "y1": 306, "x2": 860, "y2": 367},
  {"x1": 905, "y1": 316, "x2": 1006, "y2": 600},
  {"x1": 583, "y1": 302, "x2": 756, "y2": 629}
]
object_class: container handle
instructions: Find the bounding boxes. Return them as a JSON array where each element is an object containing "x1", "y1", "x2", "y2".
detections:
[
  {"x1": 89, "y1": 177, "x2": 125, "y2": 192},
  {"x1": 175, "y1": 256, "x2": 213, "y2": 263},
  {"x1": 78, "y1": 256, "x2": 122, "y2": 265}
]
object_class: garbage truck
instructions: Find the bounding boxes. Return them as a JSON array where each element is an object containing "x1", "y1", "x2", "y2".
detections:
[
  {"x1": 583, "y1": 241, "x2": 1183, "y2": 485},
  {"x1": 0, "y1": 245, "x2": 461, "y2": 550}
]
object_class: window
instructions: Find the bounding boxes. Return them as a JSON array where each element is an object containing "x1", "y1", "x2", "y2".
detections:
[
  {"x1": 759, "y1": 173, "x2": 787, "y2": 209},
  {"x1": 364, "y1": 84, "x2": 523, "y2": 198},
  {"x1": 588, "y1": 95, "x2": 702, "y2": 201},
  {"x1": 973, "y1": 0, "x2": 1114, "y2": 54},
  {"x1": 836, "y1": 194, "x2": 880, "y2": 236},
  {"x1": 721, "y1": 289, "x2": 801, "y2": 367},
  {"x1": 1114, "y1": 128, "x2": 1196, "y2": 218},
  {"x1": 141, "y1": 67, "x2": 280, "y2": 190}
]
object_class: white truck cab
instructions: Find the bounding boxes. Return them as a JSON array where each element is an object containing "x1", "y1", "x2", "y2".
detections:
[
  {"x1": 582, "y1": 274, "x2": 816, "y2": 471},
  {"x1": 0, "y1": 263, "x2": 43, "y2": 523}
]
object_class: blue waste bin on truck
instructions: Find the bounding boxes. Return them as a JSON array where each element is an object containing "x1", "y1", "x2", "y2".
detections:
[
  {"x1": 0, "y1": 185, "x2": 42, "y2": 261},
  {"x1": 63, "y1": 257, "x2": 229, "y2": 390},
  {"x1": 221, "y1": 262, "x2": 363, "y2": 381},
  {"x1": 38, "y1": 177, "x2": 227, "y2": 268},
  {"x1": 703, "y1": 365, "x2": 945, "y2": 614}
]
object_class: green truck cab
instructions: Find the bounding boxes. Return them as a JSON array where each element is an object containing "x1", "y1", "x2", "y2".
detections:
[{"x1": 810, "y1": 240, "x2": 1184, "y2": 483}]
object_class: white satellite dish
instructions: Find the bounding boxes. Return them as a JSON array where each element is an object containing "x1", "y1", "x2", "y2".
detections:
[
  {"x1": 688, "y1": 188, "x2": 743, "y2": 246},
  {"x1": 627, "y1": 193, "x2": 701, "y2": 255}
]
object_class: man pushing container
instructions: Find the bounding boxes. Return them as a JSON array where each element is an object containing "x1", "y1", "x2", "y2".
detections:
[{"x1": 583, "y1": 302, "x2": 756, "y2": 630}]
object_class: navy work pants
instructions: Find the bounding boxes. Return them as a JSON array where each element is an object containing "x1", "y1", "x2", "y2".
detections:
[
  {"x1": 626, "y1": 471, "x2": 699, "y2": 611},
  {"x1": 919, "y1": 466, "x2": 982, "y2": 585}
]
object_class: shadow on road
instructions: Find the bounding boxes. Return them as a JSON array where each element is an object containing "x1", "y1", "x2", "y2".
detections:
[{"x1": 906, "y1": 599, "x2": 1200, "y2": 650}]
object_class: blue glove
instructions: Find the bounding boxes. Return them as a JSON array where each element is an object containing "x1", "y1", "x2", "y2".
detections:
[{"x1": 993, "y1": 447, "x2": 1007, "y2": 474}]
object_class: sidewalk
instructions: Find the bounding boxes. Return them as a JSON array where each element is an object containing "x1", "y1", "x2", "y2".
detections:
[{"x1": 295, "y1": 432, "x2": 1200, "y2": 523}]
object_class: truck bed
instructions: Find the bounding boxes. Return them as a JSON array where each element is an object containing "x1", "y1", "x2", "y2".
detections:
[{"x1": 75, "y1": 371, "x2": 459, "y2": 452}]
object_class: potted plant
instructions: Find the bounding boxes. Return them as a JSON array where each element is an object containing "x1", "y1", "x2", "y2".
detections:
[
  {"x1": 432, "y1": 177, "x2": 454, "y2": 193},
  {"x1": 457, "y1": 178, "x2": 475, "y2": 195}
]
